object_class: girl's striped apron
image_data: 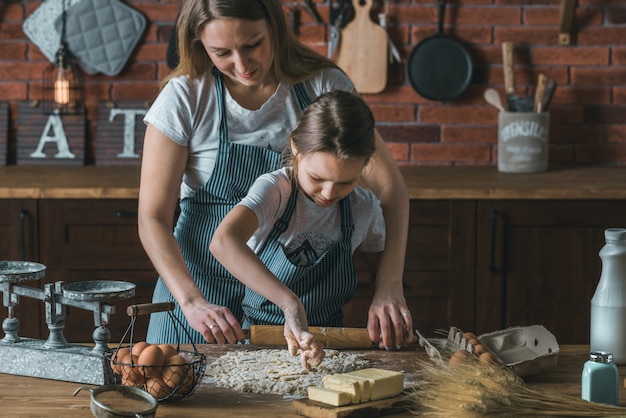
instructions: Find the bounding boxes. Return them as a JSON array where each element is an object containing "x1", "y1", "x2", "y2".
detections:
[
  {"x1": 146, "y1": 70, "x2": 311, "y2": 344},
  {"x1": 242, "y1": 180, "x2": 357, "y2": 328}
]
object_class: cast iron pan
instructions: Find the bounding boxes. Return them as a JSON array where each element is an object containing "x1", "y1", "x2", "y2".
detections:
[{"x1": 407, "y1": 0, "x2": 473, "y2": 101}]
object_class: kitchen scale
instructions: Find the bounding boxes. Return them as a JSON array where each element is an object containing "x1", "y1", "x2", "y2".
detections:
[{"x1": 0, "y1": 260, "x2": 136, "y2": 385}]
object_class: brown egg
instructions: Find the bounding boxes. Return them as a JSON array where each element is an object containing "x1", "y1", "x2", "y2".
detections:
[
  {"x1": 462, "y1": 332, "x2": 478, "y2": 341},
  {"x1": 120, "y1": 353, "x2": 143, "y2": 386},
  {"x1": 162, "y1": 354, "x2": 189, "y2": 388},
  {"x1": 129, "y1": 341, "x2": 150, "y2": 357},
  {"x1": 467, "y1": 337, "x2": 480, "y2": 346},
  {"x1": 448, "y1": 349, "x2": 476, "y2": 367},
  {"x1": 479, "y1": 352, "x2": 502, "y2": 366},
  {"x1": 146, "y1": 377, "x2": 171, "y2": 399},
  {"x1": 473, "y1": 344, "x2": 489, "y2": 355},
  {"x1": 110, "y1": 347, "x2": 130, "y2": 374},
  {"x1": 138, "y1": 345, "x2": 166, "y2": 378},
  {"x1": 158, "y1": 343, "x2": 178, "y2": 360}
]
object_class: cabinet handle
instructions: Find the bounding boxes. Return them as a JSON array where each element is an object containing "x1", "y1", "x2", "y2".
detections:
[
  {"x1": 489, "y1": 209, "x2": 510, "y2": 329},
  {"x1": 488, "y1": 209, "x2": 509, "y2": 277},
  {"x1": 19, "y1": 209, "x2": 27, "y2": 261},
  {"x1": 115, "y1": 210, "x2": 138, "y2": 218}
]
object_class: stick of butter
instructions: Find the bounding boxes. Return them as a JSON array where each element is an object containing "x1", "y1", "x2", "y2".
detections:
[
  {"x1": 322, "y1": 374, "x2": 361, "y2": 403},
  {"x1": 344, "y1": 368, "x2": 404, "y2": 400},
  {"x1": 307, "y1": 386, "x2": 352, "y2": 406}
]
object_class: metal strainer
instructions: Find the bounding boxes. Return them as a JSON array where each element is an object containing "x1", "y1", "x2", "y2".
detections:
[{"x1": 73, "y1": 385, "x2": 157, "y2": 418}]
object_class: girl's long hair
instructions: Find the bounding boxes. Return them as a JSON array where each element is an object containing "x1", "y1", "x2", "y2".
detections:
[{"x1": 162, "y1": 0, "x2": 340, "y2": 88}]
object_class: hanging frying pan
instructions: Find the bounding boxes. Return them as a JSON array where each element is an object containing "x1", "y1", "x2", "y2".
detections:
[{"x1": 407, "y1": 0, "x2": 473, "y2": 101}]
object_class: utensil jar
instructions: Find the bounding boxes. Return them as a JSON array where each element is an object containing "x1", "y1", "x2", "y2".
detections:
[{"x1": 497, "y1": 111, "x2": 549, "y2": 173}]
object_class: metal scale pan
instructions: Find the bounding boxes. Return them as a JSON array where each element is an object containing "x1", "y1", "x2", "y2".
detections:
[
  {"x1": 0, "y1": 261, "x2": 46, "y2": 283},
  {"x1": 62, "y1": 280, "x2": 136, "y2": 302}
]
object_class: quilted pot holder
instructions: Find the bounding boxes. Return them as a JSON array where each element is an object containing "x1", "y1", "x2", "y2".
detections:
[
  {"x1": 22, "y1": 0, "x2": 88, "y2": 67},
  {"x1": 54, "y1": 0, "x2": 147, "y2": 76}
]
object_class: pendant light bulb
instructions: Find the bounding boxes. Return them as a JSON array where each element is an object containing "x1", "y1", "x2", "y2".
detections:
[{"x1": 54, "y1": 68, "x2": 70, "y2": 105}]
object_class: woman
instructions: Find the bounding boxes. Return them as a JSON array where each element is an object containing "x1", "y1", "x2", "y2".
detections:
[
  {"x1": 138, "y1": 0, "x2": 411, "y2": 352},
  {"x1": 211, "y1": 90, "x2": 384, "y2": 368}
]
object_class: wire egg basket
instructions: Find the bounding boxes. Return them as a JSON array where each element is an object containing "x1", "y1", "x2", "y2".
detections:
[{"x1": 105, "y1": 302, "x2": 206, "y2": 403}]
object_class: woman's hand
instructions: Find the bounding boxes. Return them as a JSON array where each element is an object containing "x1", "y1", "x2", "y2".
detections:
[
  {"x1": 180, "y1": 298, "x2": 246, "y2": 344},
  {"x1": 282, "y1": 303, "x2": 325, "y2": 370},
  {"x1": 367, "y1": 285, "x2": 414, "y2": 351}
]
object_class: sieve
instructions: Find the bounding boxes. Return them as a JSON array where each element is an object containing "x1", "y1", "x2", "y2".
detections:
[{"x1": 73, "y1": 385, "x2": 157, "y2": 418}]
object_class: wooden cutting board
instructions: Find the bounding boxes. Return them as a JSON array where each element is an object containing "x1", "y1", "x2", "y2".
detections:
[
  {"x1": 336, "y1": 0, "x2": 388, "y2": 94},
  {"x1": 291, "y1": 392, "x2": 412, "y2": 418}
]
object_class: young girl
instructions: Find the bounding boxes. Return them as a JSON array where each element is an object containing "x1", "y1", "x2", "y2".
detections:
[{"x1": 210, "y1": 90, "x2": 385, "y2": 368}]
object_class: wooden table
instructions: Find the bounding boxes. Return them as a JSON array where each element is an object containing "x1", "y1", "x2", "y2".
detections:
[{"x1": 0, "y1": 345, "x2": 623, "y2": 417}]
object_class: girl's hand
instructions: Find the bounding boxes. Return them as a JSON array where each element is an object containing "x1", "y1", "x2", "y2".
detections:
[
  {"x1": 282, "y1": 303, "x2": 325, "y2": 370},
  {"x1": 180, "y1": 299, "x2": 245, "y2": 344}
]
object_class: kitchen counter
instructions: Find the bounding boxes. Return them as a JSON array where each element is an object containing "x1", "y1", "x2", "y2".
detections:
[
  {"x1": 1, "y1": 165, "x2": 625, "y2": 199},
  {"x1": 0, "y1": 345, "x2": 624, "y2": 417}
]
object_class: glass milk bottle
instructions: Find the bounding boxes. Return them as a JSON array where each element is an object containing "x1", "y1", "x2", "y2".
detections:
[{"x1": 590, "y1": 228, "x2": 626, "y2": 364}]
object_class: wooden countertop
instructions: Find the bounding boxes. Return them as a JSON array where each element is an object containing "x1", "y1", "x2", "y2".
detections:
[
  {"x1": 1, "y1": 165, "x2": 625, "y2": 200},
  {"x1": 0, "y1": 345, "x2": 624, "y2": 417}
]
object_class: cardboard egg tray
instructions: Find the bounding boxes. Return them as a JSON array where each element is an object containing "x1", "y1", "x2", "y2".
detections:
[{"x1": 415, "y1": 325, "x2": 560, "y2": 376}]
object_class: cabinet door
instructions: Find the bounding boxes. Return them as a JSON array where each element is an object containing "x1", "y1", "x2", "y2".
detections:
[
  {"x1": 343, "y1": 200, "x2": 476, "y2": 337},
  {"x1": 476, "y1": 200, "x2": 626, "y2": 344},
  {"x1": 0, "y1": 200, "x2": 42, "y2": 339},
  {"x1": 38, "y1": 200, "x2": 156, "y2": 343}
]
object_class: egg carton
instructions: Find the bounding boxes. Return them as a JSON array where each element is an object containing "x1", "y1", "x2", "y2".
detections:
[{"x1": 415, "y1": 325, "x2": 560, "y2": 377}]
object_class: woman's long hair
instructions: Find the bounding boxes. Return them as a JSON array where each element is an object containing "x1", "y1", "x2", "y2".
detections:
[{"x1": 162, "y1": 0, "x2": 340, "y2": 88}]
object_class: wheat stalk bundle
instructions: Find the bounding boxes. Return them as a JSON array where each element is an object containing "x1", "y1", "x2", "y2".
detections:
[{"x1": 409, "y1": 354, "x2": 626, "y2": 417}]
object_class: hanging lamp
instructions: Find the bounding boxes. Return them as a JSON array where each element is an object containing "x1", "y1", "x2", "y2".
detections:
[{"x1": 42, "y1": 0, "x2": 83, "y2": 115}]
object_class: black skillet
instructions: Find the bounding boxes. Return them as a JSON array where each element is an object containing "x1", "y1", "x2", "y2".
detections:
[{"x1": 407, "y1": 0, "x2": 473, "y2": 102}]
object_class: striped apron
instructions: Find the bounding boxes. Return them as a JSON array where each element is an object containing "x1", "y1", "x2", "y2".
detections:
[
  {"x1": 242, "y1": 180, "x2": 357, "y2": 328},
  {"x1": 146, "y1": 70, "x2": 311, "y2": 344}
]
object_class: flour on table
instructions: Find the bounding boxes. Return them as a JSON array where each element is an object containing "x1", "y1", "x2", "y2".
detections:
[{"x1": 205, "y1": 348, "x2": 369, "y2": 396}]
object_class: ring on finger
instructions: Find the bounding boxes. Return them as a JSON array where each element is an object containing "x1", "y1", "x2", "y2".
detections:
[{"x1": 209, "y1": 324, "x2": 216, "y2": 330}]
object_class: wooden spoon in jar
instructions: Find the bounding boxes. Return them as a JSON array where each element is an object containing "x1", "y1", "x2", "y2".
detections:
[{"x1": 483, "y1": 88, "x2": 507, "y2": 112}]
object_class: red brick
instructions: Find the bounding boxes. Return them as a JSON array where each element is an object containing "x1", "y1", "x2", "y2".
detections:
[
  {"x1": 0, "y1": 62, "x2": 49, "y2": 81},
  {"x1": 607, "y1": 6, "x2": 626, "y2": 24},
  {"x1": 411, "y1": 143, "x2": 491, "y2": 163},
  {"x1": 133, "y1": 4, "x2": 180, "y2": 24},
  {"x1": 135, "y1": 43, "x2": 169, "y2": 62},
  {"x1": 530, "y1": 47, "x2": 609, "y2": 65},
  {"x1": 585, "y1": 105, "x2": 626, "y2": 124},
  {"x1": 442, "y1": 125, "x2": 498, "y2": 144},
  {"x1": 578, "y1": 27, "x2": 626, "y2": 45},
  {"x1": 369, "y1": 104, "x2": 415, "y2": 123},
  {"x1": 377, "y1": 125, "x2": 440, "y2": 144},
  {"x1": 550, "y1": 86, "x2": 611, "y2": 106},
  {"x1": 613, "y1": 47, "x2": 626, "y2": 65},
  {"x1": 419, "y1": 105, "x2": 494, "y2": 125},
  {"x1": 606, "y1": 126, "x2": 626, "y2": 144},
  {"x1": 548, "y1": 145, "x2": 575, "y2": 164},
  {"x1": 572, "y1": 68, "x2": 626, "y2": 85},
  {"x1": 550, "y1": 125, "x2": 604, "y2": 144},
  {"x1": 112, "y1": 83, "x2": 159, "y2": 101},
  {"x1": 0, "y1": 22, "x2": 27, "y2": 40},
  {"x1": 525, "y1": 6, "x2": 602, "y2": 26},
  {"x1": 0, "y1": 43, "x2": 27, "y2": 60},
  {"x1": 614, "y1": 87, "x2": 626, "y2": 105},
  {"x1": 386, "y1": 143, "x2": 410, "y2": 162},
  {"x1": 495, "y1": 27, "x2": 562, "y2": 45},
  {"x1": 0, "y1": 83, "x2": 27, "y2": 101}
]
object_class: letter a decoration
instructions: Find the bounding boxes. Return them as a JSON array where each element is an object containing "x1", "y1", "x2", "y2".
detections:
[{"x1": 17, "y1": 101, "x2": 85, "y2": 165}]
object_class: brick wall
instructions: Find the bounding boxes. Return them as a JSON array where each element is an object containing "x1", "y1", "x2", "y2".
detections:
[{"x1": 1, "y1": 0, "x2": 625, "y2": 166}]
